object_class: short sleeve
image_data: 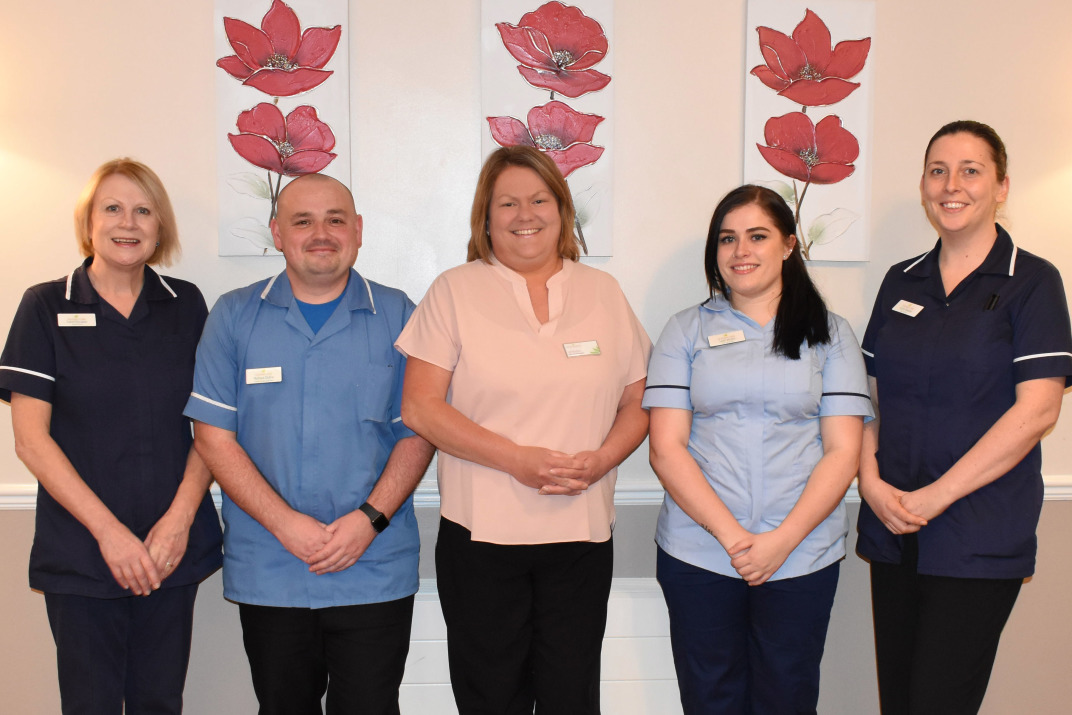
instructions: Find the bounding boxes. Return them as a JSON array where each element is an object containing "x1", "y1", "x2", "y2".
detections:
[
  {"x1": 183, "y1": 294, "x2": 240, "y2": 431},
  {"x1": 818, "y1": 314, "x2": 874, "y2": 420},
  {"x1": 394, "y1": 272, "x2": 462, "y2": 371},
  {"x1": 0, "y1": 288, "x2": 57, "y2": 404},
  {"x1": 1011, "y1": 262, "x2": 1072, "y2": 387},
  {"x1": 642, "y1": 312, "x2": 694, "y2": 411},
  {"x1": 861, "y1": 271, "x2": 894, "y2": 378}
]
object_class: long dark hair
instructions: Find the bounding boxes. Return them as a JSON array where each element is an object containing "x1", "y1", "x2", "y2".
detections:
[{"x1": 703, "y1": 185, "x2": 829, "y2": 360}]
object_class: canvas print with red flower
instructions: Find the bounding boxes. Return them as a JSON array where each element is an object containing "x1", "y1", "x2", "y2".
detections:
[
  {"x1": 743, "y1": 0, "x2": 875, "y2": 262},
  {"x1": 215, "y1": 0, "x2": 351, "y2": 255},
  {"x1": 482, "y1": 0, "x2": 614, "y2": 256}
]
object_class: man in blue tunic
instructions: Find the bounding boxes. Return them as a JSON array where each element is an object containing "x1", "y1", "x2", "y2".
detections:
[{"x1": 184, "y1": 174, "x2": 434, "y2": 715}]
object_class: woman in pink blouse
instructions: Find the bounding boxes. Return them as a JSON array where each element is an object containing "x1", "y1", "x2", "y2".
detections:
[{"x1": 396, "y1": 146, "x2": 651, "y2": 714}]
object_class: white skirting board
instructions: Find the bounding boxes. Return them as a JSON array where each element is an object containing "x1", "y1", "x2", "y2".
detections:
[{"x1": 400, "y1": 577, "x2": 684, "y2": 714}]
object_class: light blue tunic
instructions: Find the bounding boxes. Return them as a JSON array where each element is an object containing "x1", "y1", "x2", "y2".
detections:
[
  {"x1": 184, "y1": 269, "x2": 419, "y2": 607},
  {"x1": 643, "y1": 295, "x2": 872, "y2": 580}
]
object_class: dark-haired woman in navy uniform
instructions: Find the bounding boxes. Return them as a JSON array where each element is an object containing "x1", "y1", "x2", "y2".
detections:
[
  {"x1": 0, "y1": 159, "x2": 222, "y2": 714},
  {"x1": 857, "y1": 121, "x2": 1072, "y2": 715}
]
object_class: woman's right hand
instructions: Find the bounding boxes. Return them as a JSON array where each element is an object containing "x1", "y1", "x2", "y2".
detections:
[
  {"x1": 858, "y1": 473, "x2": 927, "y2": 534},
  {"x1": 511, "y1": 446, "x2": 587, "y2": 495},
  {"x1": 98, "y1": 522, "x2": 162, "y2": 595}
]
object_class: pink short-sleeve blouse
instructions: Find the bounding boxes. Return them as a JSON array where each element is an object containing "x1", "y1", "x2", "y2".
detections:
[{"x1": 396, "y1": 257, "x2": 651, "y2": 544}]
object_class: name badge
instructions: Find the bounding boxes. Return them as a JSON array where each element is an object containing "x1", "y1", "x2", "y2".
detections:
[
  {"x1": 563, "y1": 340, "x2": 600, "y2": 357},
  {"x1": 246, "y1": 367, "x2": 282, "y2": 384},
  {"x1": 708, "y1": 330, "x2": 746, "y2": 347},
  {"x1": 892, "y1": 300, "x2": 924, "y2": 317},
  {"x1": 58, "y1": 313, "x2": 95, "y2": 327}
]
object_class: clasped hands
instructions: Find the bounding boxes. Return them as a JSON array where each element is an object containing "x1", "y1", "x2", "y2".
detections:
[
  {"x1": 277, "y1": 510, "x2": 378, "y2": 576},
  {"x1": 864, "y1": 478, "x2": 951, "y2": 535},
  {"x1": 511, "y1": 446, "x2": 608, "y2": 496}
]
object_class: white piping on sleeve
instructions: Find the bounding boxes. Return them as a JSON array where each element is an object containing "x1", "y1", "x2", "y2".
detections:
[
  {"x1": 189, "y1": 392, "x2": 238, "y2": 412},
  {"x1": 1013, "y1": 351, "x2": 1072, "y2": 363},
  {"x1": 0, "y1": 365, "x2": 56, "y2": 382}
]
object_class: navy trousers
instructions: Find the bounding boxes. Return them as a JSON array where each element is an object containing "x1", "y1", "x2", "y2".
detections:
[
  {"x1": 45, "y1": 584, "x2": 198, "y2": 715},
  {"x1": 657, "y1": 547, "x2": 840, "y2": 715}
]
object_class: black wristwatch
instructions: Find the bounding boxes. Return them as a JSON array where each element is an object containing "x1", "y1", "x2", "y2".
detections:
[{"x1": 358, "y1": 502, "x2": 390, "y2": 533}]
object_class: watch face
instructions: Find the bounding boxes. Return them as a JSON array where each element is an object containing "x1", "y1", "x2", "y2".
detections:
[{"x1": 360, "y1": 502, "x2": 389, "y2": 533}]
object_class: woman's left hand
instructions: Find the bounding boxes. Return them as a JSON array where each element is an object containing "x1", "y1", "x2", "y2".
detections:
[
  {"x1": 144, "y1": 510, "x2": 191, "y2": 582},
  {"x1": 543, "y1": 450, "x2": 609, "y2": 495},
  {"x1": 728, "y1": 530, "x2": 794, "y2": 586},
  {"x1": 898, "y1": 484, "x2": 951, "y2": 523}
]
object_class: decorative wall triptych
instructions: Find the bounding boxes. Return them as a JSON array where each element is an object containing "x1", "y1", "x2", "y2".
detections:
[{"x1": 213, "y1": 1, "x2": 874, "y2": 262}]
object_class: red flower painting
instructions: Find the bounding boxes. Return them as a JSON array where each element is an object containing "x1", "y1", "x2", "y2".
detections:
[
  {"x1": 488, "y1": 101, "x2": 605, "y2": 178},
  {"x1": 217, "y1": 0, "x2": 341, "y2": 97},
  {"x1": 496, "y1": 1, "x2": 610, "y2": 99},
  {"x1": 228, "y1": 103, "x2": 337, "y2": 176},
  {"x1": 757, "y1": 112, "x2": 858, "y2": 185},
  {"x1": 750, "y1": 9, "x2": 870, "y2": 107}
]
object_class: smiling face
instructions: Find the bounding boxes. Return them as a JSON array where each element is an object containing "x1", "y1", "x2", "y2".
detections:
[
  {"x1": 715, "y1": 202, "x2": 796, "y2": 305},
  {"x1": 271, "y1": 175, "x2": 362, "y2": 301},
  {"x1": 487, "y1": 165, "x2": 563, "y2": 276},
  {"x1": 921, "y1": 131, "x2": 1009, "y2": 242},
  {"x1": 87, "y1": 174, "x2": 160, "y2": 272}
]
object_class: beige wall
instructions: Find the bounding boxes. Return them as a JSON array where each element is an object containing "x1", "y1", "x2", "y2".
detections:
[{"x1": 2, "y1": 0, "x2": 1072, "y2": 712}]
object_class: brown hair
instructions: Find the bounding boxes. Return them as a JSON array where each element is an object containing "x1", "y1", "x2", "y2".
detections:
[
  {"x1": 73, "y1": 158, "x2": 180, "y2": 266},
  {"x1": 467, "y1": 145, "x2": 579, "y2": 263},
  {"x1": 924, "y1": 120, "x2": 1008, "y2": 182}
]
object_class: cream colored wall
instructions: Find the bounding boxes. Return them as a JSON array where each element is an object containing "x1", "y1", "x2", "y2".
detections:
[
  {"x1": 3, "y1": 0, "x2": 1072, "y2": 712},
  {"x1": 2, "y1": 0, "x2": 1072, "y2": 489}
]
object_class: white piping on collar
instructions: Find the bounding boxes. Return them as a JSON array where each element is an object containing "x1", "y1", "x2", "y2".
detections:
[
  {"x1": 1009, "y1": 244, "x2": 1018, "y2": 277},
  {"x1": 65, "y1": 270, "x2": 75, "y2": 301},
  {"x1": 158, "y1": 275, "x2": 177, "y2": 298},
  {"x1": 260, "y1": 273, "x2": 280, "y2": 300},
  {"x1": 903, "y1": 250, "x2": 930, "y2": 273},
  {"x1": 361, "y1": 275, "x2": 376, "y2": 314}
]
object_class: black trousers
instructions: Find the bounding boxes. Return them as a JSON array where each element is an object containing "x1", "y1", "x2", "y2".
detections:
[
  {"x1": 435, "y1": 517, "x2": 613, "y2": 715},
  {"x1": 869, "y1": 535, "x2": 1022, "y2": 715},
  {"x1": 45, "y1": 584, "x2": 198, "y2": 715},
  {"x1": 238, "y1": 596, "x2": 414, "y2": 715}
]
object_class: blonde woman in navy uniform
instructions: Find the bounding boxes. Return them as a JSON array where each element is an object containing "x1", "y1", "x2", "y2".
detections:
[
  {"x1": 0, "y1": 159, "x2": 222, "y2": 713},
  {"x1": 857, "y1": 121, "x2": 1072, "y2": 714}
]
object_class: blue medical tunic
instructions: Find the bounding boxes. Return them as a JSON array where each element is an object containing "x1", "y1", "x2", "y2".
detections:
[
  {"x1": 858, "y1": 226, "x2": 1072, "y2": 579},
  {"x1": 184, "y1": 269, "x2": 419, "y2": 608},
  {"x1": 644, "y1": 295, "x2": 873, "y2": 581},
  {"x1": 0, "y1": 259, "x2": 223, "y2": 597}
]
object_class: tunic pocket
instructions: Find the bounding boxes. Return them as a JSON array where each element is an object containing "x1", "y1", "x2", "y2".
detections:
[{"x1": 355, "y1": 364, "x2": 395, "y2": 423}]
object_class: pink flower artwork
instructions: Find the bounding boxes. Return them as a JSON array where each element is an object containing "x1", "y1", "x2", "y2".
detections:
[
  {"x1": 228, "y1": 103, "x2": 337, "y2": 177},
  {"x1": 217, "y1": 0, "x2": 341, "y2": 97},
  {"x1": 757, "y1": 111, "x2": 858, "y2": 185},
  {"x1": 750, "y1": 9, "x2": 870, "y2": 107},
  {"x1": 487, "y1": 100, "x2": 605, "y2": 178},
  {"x1": 496, "y1": 1, "x2": 610, "y2": 99}
]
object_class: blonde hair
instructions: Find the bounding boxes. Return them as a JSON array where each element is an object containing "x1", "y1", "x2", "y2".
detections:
[
  {"x1": 467, "y1": 146, "x2": 579, "y2": 263},
  {"x1": 73, "y1": 158, "x2": 180, "y2": 266}
]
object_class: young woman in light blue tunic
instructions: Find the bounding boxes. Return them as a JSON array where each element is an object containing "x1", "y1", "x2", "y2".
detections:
[{"x1": 644, "y1": 185, "x2": 873, "y2": 714}]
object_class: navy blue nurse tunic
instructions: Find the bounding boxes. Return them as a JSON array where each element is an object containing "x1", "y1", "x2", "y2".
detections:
[
  {"x1": 857, "y1": 226, "x2": 1072, "y2": 579},
  {"x1": 0, "y1": 258, "x2": 222, "y2": 597}
]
